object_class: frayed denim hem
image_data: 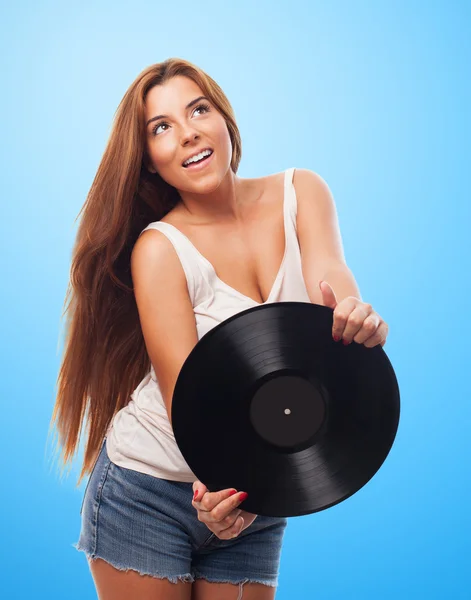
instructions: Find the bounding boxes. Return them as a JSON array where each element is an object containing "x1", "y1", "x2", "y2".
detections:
[
  {"x1": 72, "y1": 542, "x2": 195, "y2": 584},
  {"x1": 193, "y1": 570, "x2": 278, "y2": 598},
  {"x1": 73, "y1": 540, "x2": 279, "y2": 592}
]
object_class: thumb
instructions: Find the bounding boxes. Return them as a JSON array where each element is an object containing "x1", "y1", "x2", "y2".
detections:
[{"x1": 319, "y1": 280, "x2": 337, "y2": 309}]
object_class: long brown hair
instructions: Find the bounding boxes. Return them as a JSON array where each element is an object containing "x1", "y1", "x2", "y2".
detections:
[{"x1": 49, "y1": 57, "x2": 242, "y2": 485}]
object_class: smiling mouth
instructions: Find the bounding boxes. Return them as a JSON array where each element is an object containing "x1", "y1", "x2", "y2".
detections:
[{"x1": 182, "y1": 149, "x2": 214, "y2": 168}]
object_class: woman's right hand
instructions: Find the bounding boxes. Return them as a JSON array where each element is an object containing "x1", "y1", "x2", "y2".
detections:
[{"x1": 192, "y1": 481, "x2": 256, "y2": 540}]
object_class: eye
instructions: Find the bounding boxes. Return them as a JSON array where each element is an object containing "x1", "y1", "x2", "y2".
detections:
[
  {"x1": 193, "y1": 102, "x2": 211, "y2": 117},
  {"x1": 152, "y1": 122, "x2": 169, "y2": 136},
  {"x1": 151, "y1": 102, "x2": 211, "y2": 137}
]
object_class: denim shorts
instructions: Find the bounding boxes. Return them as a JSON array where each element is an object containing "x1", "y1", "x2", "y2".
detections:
[{"x1": 73, "y1": 438, "x2": 288, "y2": 589}]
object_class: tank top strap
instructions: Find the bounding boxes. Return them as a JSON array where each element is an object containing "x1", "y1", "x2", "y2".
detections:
[{"x1": 138, "y1": 221, "x2": 200, "y2": 303}]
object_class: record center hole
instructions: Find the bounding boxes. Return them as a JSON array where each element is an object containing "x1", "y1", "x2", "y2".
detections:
[{"x1": 284, "y1": 408, "x2": 291, "y2": 415}]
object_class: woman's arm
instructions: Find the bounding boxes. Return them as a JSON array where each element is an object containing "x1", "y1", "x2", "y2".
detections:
[{"x1": 295, "y1": 168, "x2": 362, "y2": 304}]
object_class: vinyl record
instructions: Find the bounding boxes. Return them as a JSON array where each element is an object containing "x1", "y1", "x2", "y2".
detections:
[{"x1": 172, "y1": 302, "x2": 400, "y2": 517}]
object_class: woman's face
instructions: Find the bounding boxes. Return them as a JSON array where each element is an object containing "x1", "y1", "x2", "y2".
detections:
[{"x1": 144, "y1": 75, "x2": 233, "y2": 193}]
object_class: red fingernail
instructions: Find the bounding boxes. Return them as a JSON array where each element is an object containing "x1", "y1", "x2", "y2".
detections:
[
  {"x1": 239, "y1": 492, "x2": 248, "y2": 501},
  {"x1": 193, "y1": 491, "x2": 199, "y2": 501},
  {"x1": 333, "y1": 335, "x2": 341, "y2": 342},
  {"x1": 228, "y1": 489, "x2": 238, "y2": 496},
  {"x1": 342, "y1": 339, "x2": 351, "y2": 345}
]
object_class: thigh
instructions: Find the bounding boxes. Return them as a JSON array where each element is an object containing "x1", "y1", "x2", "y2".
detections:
[
  {"x1": 192, "y1": 579, "x2": 276, "y2": 600},
  {"x1": 89, "y1": 557, "x2": 192, "y2": 600}
]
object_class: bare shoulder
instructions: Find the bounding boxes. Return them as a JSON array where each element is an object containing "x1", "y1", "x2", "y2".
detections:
[
  {"x1": 292, "y1": 168, "x2": 340, "y2": 234},
  {"x1": 292, "y1": 168, "x2": 333, "y2": 203},
  {"x1": 131, "y1": 227, "x2": 186, "y2": 288},
  {"x1": 132, "y1": 226, "x2": 175, "y2": 263}
]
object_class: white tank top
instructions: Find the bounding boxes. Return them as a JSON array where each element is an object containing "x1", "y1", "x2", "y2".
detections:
[{"x1": 105, "y1": 167, "x2": 311, "y2": 481}]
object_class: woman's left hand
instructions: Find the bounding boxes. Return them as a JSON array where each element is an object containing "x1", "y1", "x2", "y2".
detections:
[
  {"x1": 192, "y1": 481, "x2": 258, "y2": 538},
  {"x1": 319, "y1": 281, "x2": 388, "y2": 348}
]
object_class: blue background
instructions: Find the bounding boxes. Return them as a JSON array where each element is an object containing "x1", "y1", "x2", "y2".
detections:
[{"x1": 1, "y1": 1, "x2": 469, "y2": 598}]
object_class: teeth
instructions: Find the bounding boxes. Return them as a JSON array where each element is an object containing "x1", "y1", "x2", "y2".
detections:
[{"x1": 183, "y1": 149, "x2": 212, "y2": 166}]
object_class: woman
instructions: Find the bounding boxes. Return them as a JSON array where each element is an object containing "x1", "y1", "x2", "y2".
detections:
[{"x1": 50, "y1": 57, "x2": 387, "y2": 600}]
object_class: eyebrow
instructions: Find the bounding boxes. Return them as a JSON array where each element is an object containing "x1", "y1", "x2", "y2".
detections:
[{"x1": 146, "y1": 95, "x2": 209, "y2": 128}]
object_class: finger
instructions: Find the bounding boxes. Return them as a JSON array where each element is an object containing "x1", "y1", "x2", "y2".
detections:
[
  {"x1": 339, "y1": 305, "x2": 374, "y2": 343},
  {"x1": 332, "y1": 308, "x2": 351, "y2": 340},
  {"x1": 215, "y1": 508, "x2": 243, "y2": 532},
  {"x1": 192, "y1": 481, "x2": 208, "y2": 502},
  {"x1": 197, "y1": 506, "x2": 242, "y2": 532},
  {"x1": 193, "y1": 487, "x2": 238, "y2": 511},
  {"x1": 207, "y1": 491, "x2": 248, "y2": 523},
  {"x1": 352, "y1": 314, "x2": 381, "y2": 345},
  {"x1": 331, "y1": 297, "x2": 361, "y2": 335},
  {"x1": 218, "y1": 515, "x2": 245, "y2": 540},
  {"x1": 362, "y1": 321, "x2": 388, "y2": 348},
  {"x1": 195, "y1": 487, "x2": 238, "y2": 511}
]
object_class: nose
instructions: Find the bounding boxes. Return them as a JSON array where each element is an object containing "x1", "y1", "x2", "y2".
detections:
[{"x1": 181, "y1": 129, "x2": 200, "y2": 147}]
